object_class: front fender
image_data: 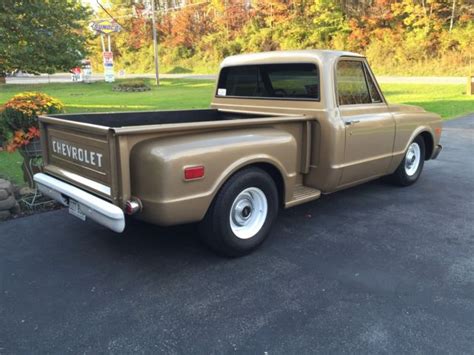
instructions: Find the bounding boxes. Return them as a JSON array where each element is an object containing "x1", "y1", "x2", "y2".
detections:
[
  {"x1": 388, "y1": 109, "x2": 442, "y2": 172},
  {"x1": 130, "y1": 128, "x2": 298, "y2": 225}
]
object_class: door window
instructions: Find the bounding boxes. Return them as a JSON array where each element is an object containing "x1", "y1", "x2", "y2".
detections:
[
  {"x1": 364, "y1": 65, "x2": 383, "y2": 103},
  {"x1": 336, "y1": 60, "x2": 380, "y2": 105}
]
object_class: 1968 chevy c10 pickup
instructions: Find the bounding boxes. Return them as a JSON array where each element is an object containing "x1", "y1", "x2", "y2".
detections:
[{"x1": 34, "y1": 50, "x2": 442, "y2": 256}]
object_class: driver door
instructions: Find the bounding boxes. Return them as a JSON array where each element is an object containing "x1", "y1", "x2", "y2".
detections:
[{"x1": 336, "y1": 59, "x2": 395, "y2": 186}]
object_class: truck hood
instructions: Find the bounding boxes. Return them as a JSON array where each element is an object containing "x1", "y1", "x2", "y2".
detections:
[{"x1": 387, "y1": 104, "x2": 426, "y2": 113}]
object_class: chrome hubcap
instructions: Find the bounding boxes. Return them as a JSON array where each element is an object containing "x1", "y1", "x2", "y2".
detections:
[
  {"x1": 404, "y1": 142, "x2": 421, "y2": 176},
  {"x1": 230, "y1": 187, "x2": 268, "y2": 239}
]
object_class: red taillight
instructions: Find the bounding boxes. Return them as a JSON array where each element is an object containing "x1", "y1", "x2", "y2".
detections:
[
  {"x1": 435, "y1": 127, "x2": 442, "y2": 135},
  {"x1": 184, "y1": 166, "x2": 205, "y2": 180}
]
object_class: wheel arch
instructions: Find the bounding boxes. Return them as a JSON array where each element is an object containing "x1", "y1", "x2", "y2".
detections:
[
  {"x1": 248, "y1": 162, "x2": 285, "y2": 208},
  {"x1": 418, "y1": 131, "x2": 434, "y2": 160},
  {"x1": 207, "y1": 159, "x2": 288, "y2": 213},
  {"x1": 402, "y1": 128, "x2": 435, "y2": 161},
  {"x1": 223, "y1": 160, "x2": 286, "y2": 204}
]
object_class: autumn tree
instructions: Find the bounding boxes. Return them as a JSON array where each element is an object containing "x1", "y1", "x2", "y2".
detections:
[
  {"x1": 84, "y1": 0, "x2": 474, "y2": 76},
  {"x1": 0, "y1": 0, "x2": 92, "y2": 80}
]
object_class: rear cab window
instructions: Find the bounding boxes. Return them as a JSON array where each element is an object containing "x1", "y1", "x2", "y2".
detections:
[
  {"x1": 216, "y1": 63, "x2": 320, "y2": 101},
  {"x1": 336, "y1": 60, "x2": 383, "y2": 105}
]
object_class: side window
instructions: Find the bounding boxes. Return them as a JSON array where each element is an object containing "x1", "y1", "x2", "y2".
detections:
[
  {"x1": 336, "y1": 61, "x2": 371, "y2": 105},
  {"x1": 363, "y1": 65, "x2": 383, "y2": 103}
]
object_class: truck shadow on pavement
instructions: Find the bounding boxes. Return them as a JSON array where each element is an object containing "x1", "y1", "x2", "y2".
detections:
[{"x1": 97, "y1": 177, "x2": 402, "y2": 264}]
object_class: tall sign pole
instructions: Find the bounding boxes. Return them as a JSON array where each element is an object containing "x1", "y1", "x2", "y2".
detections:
[
  {"x1": 90, "y1": 20, "x2": 121, "y2": 83},
  {"x1": 151, "y1": 0, "x2": 160, "y2": 86}
]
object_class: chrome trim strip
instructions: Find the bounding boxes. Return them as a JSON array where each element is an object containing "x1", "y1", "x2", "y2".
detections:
[{"x1": 34, "y1": 173, "x2": 124, "y2": 233}]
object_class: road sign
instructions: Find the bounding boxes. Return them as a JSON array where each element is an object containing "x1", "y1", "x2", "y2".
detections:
[
  {"x1": 103, "y1": 51, "x2": 115, "y2": 82},
  {"x1": 90, "y1": 20, "x2": 121, "y2": 35}
]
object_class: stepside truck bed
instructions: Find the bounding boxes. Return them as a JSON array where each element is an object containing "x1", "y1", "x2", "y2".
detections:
[
  {"x1": 36, "y1": 108, "x2": 309, "y2": 232},
  {"x1": 38, "y1": 108, "x2": 284, "y2": 202}
]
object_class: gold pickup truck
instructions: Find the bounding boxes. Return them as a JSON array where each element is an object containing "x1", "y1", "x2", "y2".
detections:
[{"x1": 34, "y1": 50, "x2": 442, "y2": 256}]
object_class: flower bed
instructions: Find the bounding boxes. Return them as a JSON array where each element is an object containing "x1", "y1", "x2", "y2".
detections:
[{"x1": 112, "y1": 79, "x2": 151, "y2": 92}]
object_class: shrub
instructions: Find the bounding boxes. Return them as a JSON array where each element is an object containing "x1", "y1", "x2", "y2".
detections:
[
  {"x1": 112, "y1": 79, "x2": 151, "y2": 92},
  {"x1": 0, "y1": 92, "x2": 64, "y2": 152}
]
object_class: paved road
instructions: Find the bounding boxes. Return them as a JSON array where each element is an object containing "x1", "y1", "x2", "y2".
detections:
[
  {"x1": 5, "y1": 73, "x2": 466, "y2": 85},
  {"x1": 5, "y1": 73, "x2": 216, "y2": 84},
  {"x1": 1, "y1": 115, "x2": 473, "y2": 353}
]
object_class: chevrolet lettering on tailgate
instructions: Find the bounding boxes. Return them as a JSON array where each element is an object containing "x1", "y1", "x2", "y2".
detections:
[{"x1": 51, "y1": 138, "x2": 104, "y2": 168}]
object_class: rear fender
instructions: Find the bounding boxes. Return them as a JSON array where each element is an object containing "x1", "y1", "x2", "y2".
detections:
[{"x1": 130, "y1": 128, "x2": 298, "y2": 225}]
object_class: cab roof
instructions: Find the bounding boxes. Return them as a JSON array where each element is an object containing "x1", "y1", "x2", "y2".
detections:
[{"x1": 221, "y1": 50, "x2": 363, "y2": 68}]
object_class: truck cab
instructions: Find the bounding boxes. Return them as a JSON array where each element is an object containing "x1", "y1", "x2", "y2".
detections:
[{"x1": 213, "y1": 50, "x2": 442, "y2": 191}]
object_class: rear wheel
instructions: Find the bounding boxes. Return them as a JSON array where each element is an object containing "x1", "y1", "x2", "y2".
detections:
[
  {"x1": 389, "y1": 135, "x2": 425, "y2": 186},
  {"x1": 199, "y1": 167, "x2": 279, "y2": 257}
]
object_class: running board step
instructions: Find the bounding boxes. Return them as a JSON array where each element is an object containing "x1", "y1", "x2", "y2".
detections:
[{"x1": 285, "y1": 186, "x2": 321, "y2": 208}]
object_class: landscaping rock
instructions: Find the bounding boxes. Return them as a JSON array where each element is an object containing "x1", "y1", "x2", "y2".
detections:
[
  {"x1": 0, "y1": 178, "x2": 21, "y2": 220},
  {"x1": 0, "y1": 189, "x2": 8, "y2": 200},
  {"x1": 0, "y1": 210, "x2": 10, "y2": 220},
  {"x1": 0, "y1": 196, "x2": 16, "y2": 210},
  {"x1": 0, "y1": 179, "x2": 13, "y2": 194}
]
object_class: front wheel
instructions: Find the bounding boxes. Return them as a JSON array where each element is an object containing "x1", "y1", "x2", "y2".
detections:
[
  {"x1": 199, "y1": 167, "x2": 279, "y2": 257},
  {"x1": 388, "y1": 135, "x2": 425, "y2": 186}
]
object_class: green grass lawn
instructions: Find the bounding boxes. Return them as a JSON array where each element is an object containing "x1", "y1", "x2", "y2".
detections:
[
  {"x1": 0, "y1": 79, "x2": 472, "y2": 185},
  {"x1": 381, "y1": 83, "x2": 473, "y2": 120},
  {"x1": 0, "y1": 79, "x2": 214, "y2": 113},
  {"x1": 0, "y1": 79, "x2": 472, "y2": 117},
  {"x1": 0, "y1": 150, "x2": 23, "y2": 184}
]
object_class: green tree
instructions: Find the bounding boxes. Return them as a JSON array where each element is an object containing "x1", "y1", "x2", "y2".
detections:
[{"x1": 0, "y1": 0, "x2": 92, "y2": 79}]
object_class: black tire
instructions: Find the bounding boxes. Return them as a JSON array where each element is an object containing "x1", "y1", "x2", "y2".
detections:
[
  {"x1": 388, "y1": 135, "x2": 425, "y2": 186},
  {"x1": 198, "y1": 167, "x2": 279, "y2": 257}
]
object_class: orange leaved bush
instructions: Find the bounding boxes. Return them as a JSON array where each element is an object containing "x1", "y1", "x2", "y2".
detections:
[
  {"x1": 0, "y1": 92, "x2": 63, "y2": 152},
  {"x1": 5, "y1": 127, "x2": 41, "y2": 153}
]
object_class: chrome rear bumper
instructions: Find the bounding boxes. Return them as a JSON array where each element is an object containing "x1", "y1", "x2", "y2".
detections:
[{"x1": 34, "y1": 173, "x2": 125, "y2": 233}]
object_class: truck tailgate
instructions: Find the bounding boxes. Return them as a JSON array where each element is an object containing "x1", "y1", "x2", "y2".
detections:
[{"x1": 39, "y1": 117, "x2": 119, "y2": 202}]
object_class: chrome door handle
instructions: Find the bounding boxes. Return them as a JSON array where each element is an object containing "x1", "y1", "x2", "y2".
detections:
[{"x1": 345, "y1": 120, "x2": 360, "y2": 126}]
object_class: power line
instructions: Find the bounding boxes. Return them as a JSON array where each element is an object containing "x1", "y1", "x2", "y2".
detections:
[{"x1": 95, "y1": 0, "x2": 125, "y2": 27}]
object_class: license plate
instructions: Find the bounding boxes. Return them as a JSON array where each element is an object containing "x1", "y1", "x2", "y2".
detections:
[{"x1": 69, "y1": 199, "x2": 86, "y2": 221}]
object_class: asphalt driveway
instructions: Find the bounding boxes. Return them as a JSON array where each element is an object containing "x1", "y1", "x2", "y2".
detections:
[{"x1": 1, "y1": 115, "x2": 473, "y2": 354}]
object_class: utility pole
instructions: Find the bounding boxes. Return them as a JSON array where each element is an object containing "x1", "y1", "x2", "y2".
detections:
[
  {"x1": 151, "y1": 0, "x2": 159, "y2": 85},
  {"x1": 449, "y1": 0, "x2": 456, "y2": 32}
]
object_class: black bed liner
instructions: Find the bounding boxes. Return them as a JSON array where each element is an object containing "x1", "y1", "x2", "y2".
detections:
[{"x1": 50, "y1": 109, "x2": 271, "y2": 128}]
